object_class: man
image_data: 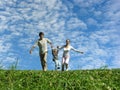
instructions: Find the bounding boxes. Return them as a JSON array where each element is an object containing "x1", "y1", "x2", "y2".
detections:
[{"x1": 30, "y1": 32, "x2": 52, "y2": 71}]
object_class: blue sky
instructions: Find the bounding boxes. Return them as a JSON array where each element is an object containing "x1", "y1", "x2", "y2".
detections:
[{"x1": 0, "y1": 0, "x2": 120, "y2": 70}]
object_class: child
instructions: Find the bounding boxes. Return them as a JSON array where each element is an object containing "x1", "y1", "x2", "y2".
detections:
[{"x1": 51, "y1": 46, "x2": 61, "y2": 70}]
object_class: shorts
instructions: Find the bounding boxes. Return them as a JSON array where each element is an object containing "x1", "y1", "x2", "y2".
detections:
[{"x1": 62, "y1": 55, "x2": 70, "y2": 64}]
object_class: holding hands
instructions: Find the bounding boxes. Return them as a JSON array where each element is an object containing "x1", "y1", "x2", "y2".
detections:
[{"x1": 80, "y1": 51, "x2": 84, "y2": 54}]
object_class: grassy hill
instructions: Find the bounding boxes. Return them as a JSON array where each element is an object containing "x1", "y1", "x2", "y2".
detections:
[{"x1": 0, "y1": 69, "x2": 120, "y2": 90}]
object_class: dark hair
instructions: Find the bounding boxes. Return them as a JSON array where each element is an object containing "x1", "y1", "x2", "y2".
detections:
[
  {"x1": 66, "y1": 39, "x2": 70, "y2": 42},
  {"x1": 39, "y1": 32, "x2": 44, "y2": 36}
]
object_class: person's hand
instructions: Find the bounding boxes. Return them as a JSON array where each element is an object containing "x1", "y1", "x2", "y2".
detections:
[
  {"x1": 51, "y1": 45, "x2": 53, "y2": 48},
  {"x1": 29, "y1": 50, "x2": 32, "y2": 54},
  {"x1": 50, "y1": 43, "x2": 53, "y2": 48},
  {"x1": 57, "y1": 46, "x2": 59, "y2": 49},
  {"x1": 80, "y1": 52, "x2": 84, "y2": 54}
]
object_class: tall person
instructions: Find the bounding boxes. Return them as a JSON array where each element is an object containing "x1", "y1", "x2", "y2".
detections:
[{"x1": 30, "y1": 32, "x2": 52, "y2": 71}]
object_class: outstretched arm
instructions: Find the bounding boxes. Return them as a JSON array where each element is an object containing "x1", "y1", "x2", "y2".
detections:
[
  {"x1": 29, "y1": 40, "x2": 38, "y2": 54},
  {"x1": 71, "y1": 46, "x2": 84, "y2": 54},
  {"x1": 57, "y1": 45, "x2": 65, "y2": 50}
]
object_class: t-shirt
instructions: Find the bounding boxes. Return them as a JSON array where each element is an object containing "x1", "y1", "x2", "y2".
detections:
[
  {"x1": 63, "y1": 45, "x2": 73, "y2": 57},
  {"x1": 52, "y1": 48, "x2": 59, "y2": 61},
  {"x1": 59, "y1": 45, "x2": 80, "y2": 57},
  {"x1": 34, "y1": 38, "x2": 51, "y2": 54}
]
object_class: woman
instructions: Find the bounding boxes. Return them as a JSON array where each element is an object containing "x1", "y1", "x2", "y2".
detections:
[{"x1": 59, "y1": 39, "x2": 83, "y2": 71}]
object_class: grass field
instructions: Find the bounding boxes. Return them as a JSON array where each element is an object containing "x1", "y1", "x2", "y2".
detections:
[{"x1": 0, "y1": 69, "x2": 120, "y2": 90}]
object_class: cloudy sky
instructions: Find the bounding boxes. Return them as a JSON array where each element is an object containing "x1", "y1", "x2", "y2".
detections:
[{"x1": 0, "y1": 0, "x2": 120, "y2": 70}]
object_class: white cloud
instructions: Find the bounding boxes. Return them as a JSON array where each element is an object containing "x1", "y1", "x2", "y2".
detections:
[
  {"x1": 94, "y1": 11, "x2": 102, "y2": 16},
  {"x1": 94, "y1": 49, "x2": 108, "y2": 57},
  {"x1": 0, "y1": 35, "x2": 12, "y2": 53},
  {"x1": 106, "y1": 0, "x2": 120, "y2": 12},
  {"x1": 90, "y1": 32, "x2": 109, "y2": 45},
  {"x1": 44, "y1": 0, "x2": 57, "y2": 10},
  {"x1": 66, "y1": 17, "x2": 87, "y2": 30},
  {"x1": 114, "y1": 51, "x2": 120, "y2": 66},
  {"x1": 101, "y1": 0, "x2": 120, "y2": 29},
  {"x1": 73, "y1": 0, "x2": 102, "y2": 8},
  {"x1": 87, "y1": 18, "x2": 98, "y2": 26},
  {"x1": 90, "y1": 29, "x2": 120, "y2": 46},
  {"x1": 107, "y1": 47, "x2": 120, "y2": 68},
  {"x1": 0, "y1": 15, "x2": 8, "y2": 31}
]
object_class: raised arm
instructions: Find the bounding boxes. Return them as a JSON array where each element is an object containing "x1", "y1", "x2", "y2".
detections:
[{"x1": 71, "y1": 46, "x2": 84, "y2": 54}]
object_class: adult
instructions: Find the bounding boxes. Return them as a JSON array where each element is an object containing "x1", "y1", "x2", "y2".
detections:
[
  {"x1": 59, "y1": 39, "x2": 83, "y2": 71},
  {"x1": 30, "y1": 32, "x2": 52, "y2": 71}
]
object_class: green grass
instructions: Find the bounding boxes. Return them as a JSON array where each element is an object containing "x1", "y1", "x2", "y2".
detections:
[{"x1": 0, "y1": 69, "x2": 120, "y2": 90}]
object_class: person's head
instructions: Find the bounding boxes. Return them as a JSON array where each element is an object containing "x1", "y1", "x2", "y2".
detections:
[
  {"x1": 52, "y1": 48, "x2": 58, "y2": 55},
  {"x1": 39, "y1": 32, "x2": 44, "y2": 39},
  {"x1": 57, "y1": 46, "x2": 59, "y2": 49},
  {"x1": 53, "y1": 48, "x2": 58, "y2": 53},
  {"x1": 66, "y1": 39, "x2": 70, "y2": 45}
]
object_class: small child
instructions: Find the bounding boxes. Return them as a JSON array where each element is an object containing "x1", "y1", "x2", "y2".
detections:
[{"x1": 51, "y1": 46, "x2": 60, "y2": 70}]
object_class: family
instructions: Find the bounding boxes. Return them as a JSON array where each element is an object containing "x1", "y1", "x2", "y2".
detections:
[{"x1": 30, "y1": 32, "x2": 84, "y2": 71}]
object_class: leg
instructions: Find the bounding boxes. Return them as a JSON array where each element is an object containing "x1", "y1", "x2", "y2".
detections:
[
  {"x1": 62, "y1": 57, "x2": 65, "y2": 71},
  {"x1": 54, "y1": 60, "x2": 57, "y2": 70},
  {"x1": 65, "y1": 56, "x2": 70, "y2": 71},
  {"x1": 62, "y1": 64, "x2": 64, "y2": 71},
  {"x1": 66, "y1": 64, "x2": 68, "y2": 71},
  {"x1": 57, "y1": 60, "x2": 60, "y2": 69},
  {"x1": 40, "y1": 54, "x2": 44, "y2": 70},
  {"x1": 40, "y1": 53, "x2": 47, "y2": 71},
  {"x1": 55, "y1": 60, "x2": 60, "y2": 70},
  {"x1": 43, "y1": 53, "x2": 47, "y2": 71}
]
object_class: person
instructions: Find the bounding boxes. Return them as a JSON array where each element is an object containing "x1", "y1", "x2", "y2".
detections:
[
  {"x1": 51, "y1": 46, "x2": 61, "y2": 70},
  {"x1": 58, "y1": 39, "x2": 83, "y2": 71},
  {"x1": 29, "y1": 32, "x2": 52, "y2": 71}
]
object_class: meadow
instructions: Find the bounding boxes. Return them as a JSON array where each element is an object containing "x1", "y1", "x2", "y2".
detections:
[{"x1": 0, "y1": 69, "x2": 120, "y2": 90}]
